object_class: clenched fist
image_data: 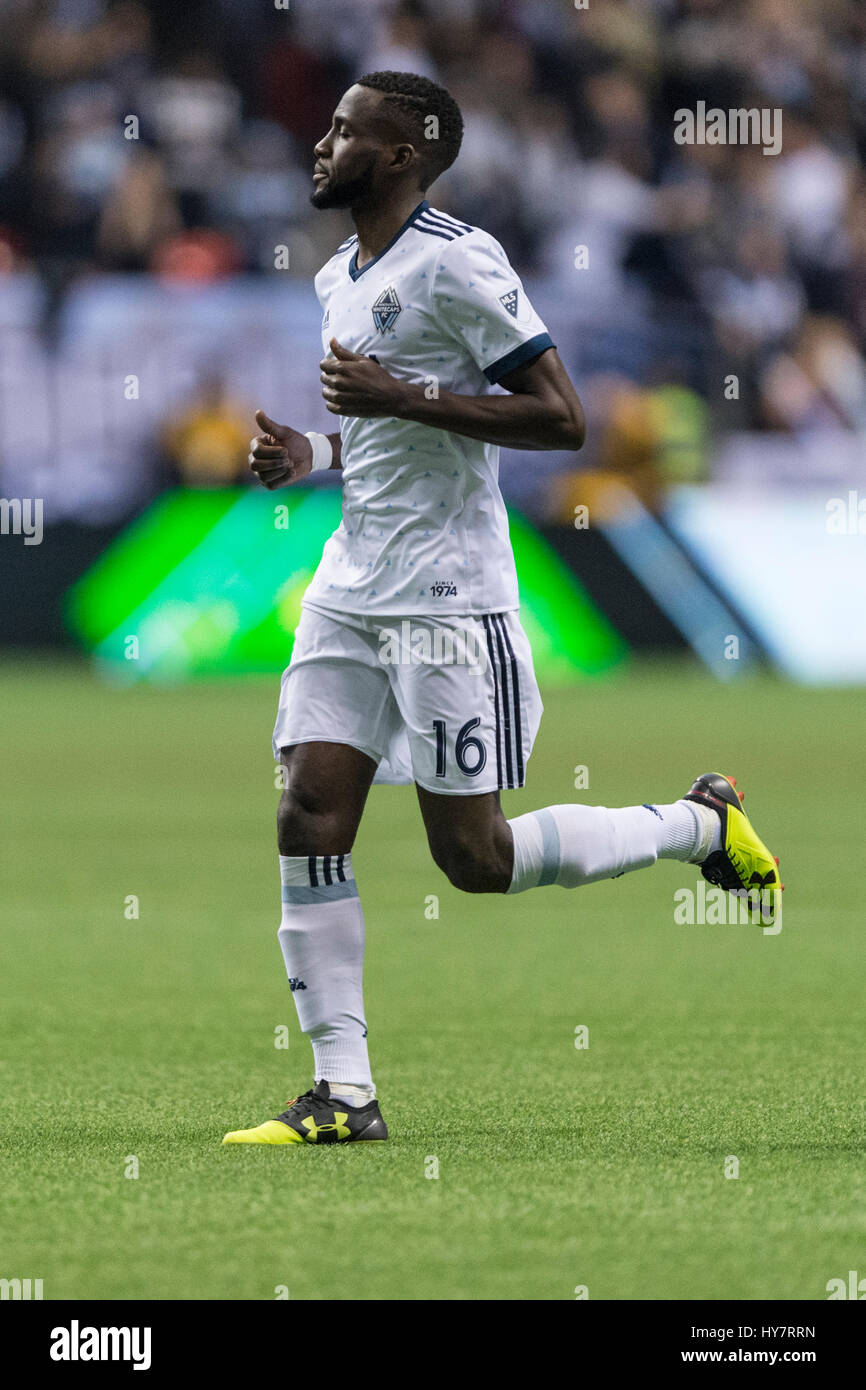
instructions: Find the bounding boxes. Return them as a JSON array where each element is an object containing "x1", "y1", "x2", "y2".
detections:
[{"x1": 320, "y1": 338, "x2": 406, "y2": 417}]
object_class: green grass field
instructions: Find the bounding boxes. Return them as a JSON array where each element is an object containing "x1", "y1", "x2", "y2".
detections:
[{"x1": 1, "y1": 656, "x2": 863, "y2": 1301}]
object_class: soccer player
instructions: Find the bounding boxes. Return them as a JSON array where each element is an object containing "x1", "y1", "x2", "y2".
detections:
[{"x1": 222, "y1": 72, "x2": 781, "y2": 1147}]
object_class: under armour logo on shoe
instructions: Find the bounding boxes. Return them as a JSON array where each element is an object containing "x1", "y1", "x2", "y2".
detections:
[
  {"x1": 301, "y1": 1114, "x2": 350, "y2": 1142},
  {"x1": 748, "y1": 870, "x2": 777, "y2": 888}
]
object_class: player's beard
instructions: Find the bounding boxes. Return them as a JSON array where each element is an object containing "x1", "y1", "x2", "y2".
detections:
[{"x1": 310, "y1": 158, "x2": 378, "y2": 211}]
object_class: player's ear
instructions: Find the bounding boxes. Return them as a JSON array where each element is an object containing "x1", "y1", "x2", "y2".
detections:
[{"x1": 390, "y1": 142, "x2": 417, "y2": 174}]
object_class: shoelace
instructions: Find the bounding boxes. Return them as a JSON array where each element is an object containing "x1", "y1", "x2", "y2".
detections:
[{"x1": 275, "y1": 1089, "x2": 317, "y2": 1122}]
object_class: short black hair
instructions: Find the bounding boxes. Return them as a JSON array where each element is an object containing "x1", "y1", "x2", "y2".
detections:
[{"x1": 355, "y1": 71, "x2": 464, "y2": 191}]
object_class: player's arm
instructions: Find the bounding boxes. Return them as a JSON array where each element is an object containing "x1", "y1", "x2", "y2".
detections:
[
  {"x1": 248, "y1": 410, "x2": 343, "y2": 489},
  {"x1": 399, "y1": 347, "x2": 585, "y2": 451},
  {"x1": 320, "y1": 340, "x2": 585, "y2": 452}
]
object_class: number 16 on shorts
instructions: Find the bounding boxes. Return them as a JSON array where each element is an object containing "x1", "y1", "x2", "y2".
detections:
[{"x1": 432, "y1": 718, "x2": 487, "y2": 779}]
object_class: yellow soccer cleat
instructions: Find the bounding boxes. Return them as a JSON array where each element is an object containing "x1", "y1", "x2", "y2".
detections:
[
  {"x1": 222, "y1": 1080, "x2": 388, "y2": 1145},
  {"x1": 685, "y1": 772, "x2": 783, "y2": 917},
  {"x1": 222, "y1": 1119, "x2": 304, "y2": 1145}
]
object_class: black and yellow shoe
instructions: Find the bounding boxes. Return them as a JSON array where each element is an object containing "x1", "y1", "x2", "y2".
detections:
[
  {"x1": 222, "y1": 1080, "x2": 388, "y2": 1146},
  {"x1": 685, "y1": 772, "x2": 783, "y2": 913}
]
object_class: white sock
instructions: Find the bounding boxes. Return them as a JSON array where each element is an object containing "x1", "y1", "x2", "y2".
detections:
[
  {"x1": 653, "y1": 801, "x2": 713, "y2": 860},
  {"x1": 507, "y1": 799, "x2": 721, "y2": 892},
  {"x1": 278, "y1": 854, "x2": 374, "y2": 1089},
  {"x1": 322, "y1": 1081, "x2": 377, "y2": 1108}
]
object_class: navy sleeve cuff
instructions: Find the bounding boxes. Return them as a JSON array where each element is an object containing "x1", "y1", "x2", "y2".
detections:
[{"x1": 484, "y1": 332, "x2": 556, "y2": 384}]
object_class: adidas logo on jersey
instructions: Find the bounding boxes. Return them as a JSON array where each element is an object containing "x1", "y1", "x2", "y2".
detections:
[{"x1": 372, "y1": 285, "x2": 402, "y2": 333}]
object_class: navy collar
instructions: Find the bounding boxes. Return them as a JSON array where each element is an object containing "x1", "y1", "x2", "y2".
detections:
[{"x1": 348, "y1": 200, "x2": 429, "y2": 281}]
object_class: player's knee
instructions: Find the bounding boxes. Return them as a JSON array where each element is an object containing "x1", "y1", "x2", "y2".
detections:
[
  {"x1": 430, "y1": 832, "x2": 506, "y2": 894},
  {"x1": 277, "y1": 788, "x2": 348, "y2": 855},
  {"x1": 276, "y1": 791, "x2": 306, "y2": 849}
]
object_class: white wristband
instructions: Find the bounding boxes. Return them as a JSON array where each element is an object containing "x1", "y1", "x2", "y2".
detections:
[{"x1": 304, "y1": 431, "x2": 333, "y2": 472}]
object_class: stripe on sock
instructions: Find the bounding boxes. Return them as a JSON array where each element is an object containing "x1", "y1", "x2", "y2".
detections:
[
  {"x1": 282, "y1": 855, "x2": 355, "y2": 889},
  {"x1": 535, "y1": 808, "x2": 561, "y2": 886},
  {"x1": 282, "y1": 881, "x2": 359, "y2": 905}
]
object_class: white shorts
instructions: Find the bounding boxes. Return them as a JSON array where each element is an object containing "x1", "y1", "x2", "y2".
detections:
[{"x1": 272, "y1": 602, "x2": 543, "y2": 794}]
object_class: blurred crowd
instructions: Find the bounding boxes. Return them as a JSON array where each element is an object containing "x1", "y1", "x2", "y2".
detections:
[{"x1": 1, "y1": 0, "x2": 865, "y2": 516}]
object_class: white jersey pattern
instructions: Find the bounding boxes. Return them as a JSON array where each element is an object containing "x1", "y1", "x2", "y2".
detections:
[{"x1": 303, "y1": 200, "x2": 555, "y2": 616}]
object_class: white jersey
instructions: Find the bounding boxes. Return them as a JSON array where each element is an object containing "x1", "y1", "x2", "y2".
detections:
[{"x1": 303, "y1": 200, "x2": 554, "y2": 616}]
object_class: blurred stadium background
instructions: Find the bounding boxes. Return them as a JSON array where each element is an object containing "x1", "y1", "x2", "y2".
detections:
[
  {"x1": 1, "y1": 0, "x2": 865, "y2": 680},
  {"x1": 2, "y1": 0, "x2": 865, "y2": 1303}
]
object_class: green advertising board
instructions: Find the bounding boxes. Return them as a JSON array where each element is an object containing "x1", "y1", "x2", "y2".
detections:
[{"x1": 67, "y1": 488, "x2": 625, "y2": 684}]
